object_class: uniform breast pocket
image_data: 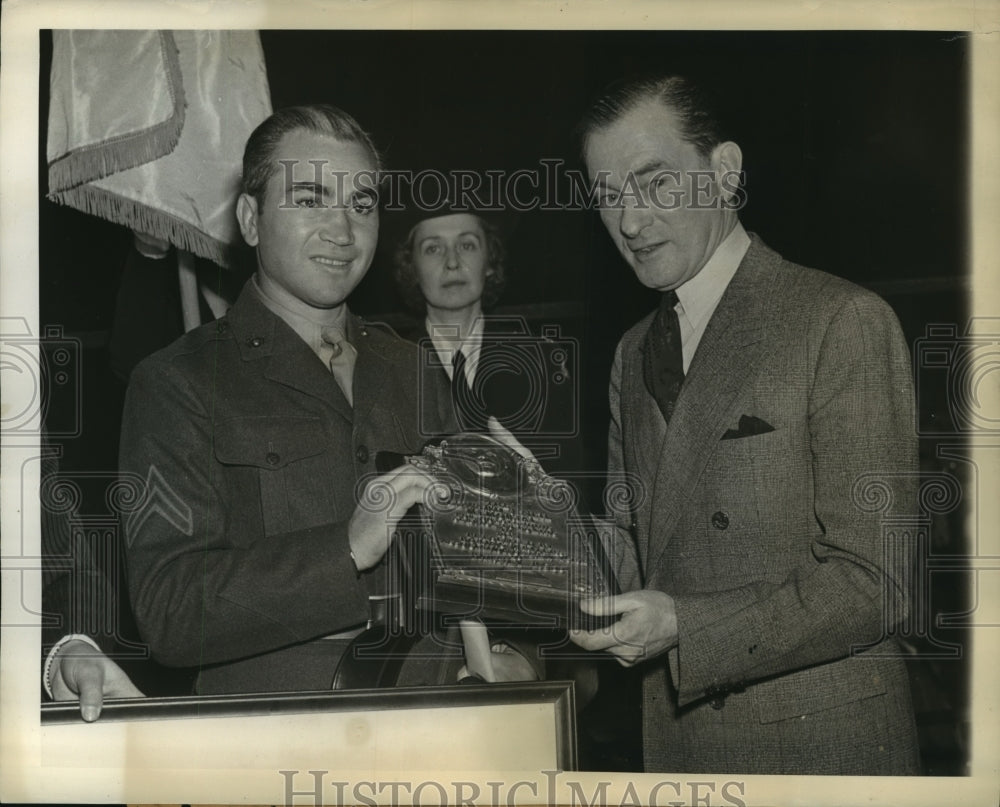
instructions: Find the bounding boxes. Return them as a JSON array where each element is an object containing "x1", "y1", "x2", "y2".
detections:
[{"x1": 214, "y1": 416, "x2": 335, "y2": 537}]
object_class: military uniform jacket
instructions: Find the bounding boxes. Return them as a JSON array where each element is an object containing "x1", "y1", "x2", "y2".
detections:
[
  {"x1": 606, "y1": 236, "x2": 921, "y2": 774},
  {"x1": 120, "y1": 286, "x2": 448, "y2": 694}
]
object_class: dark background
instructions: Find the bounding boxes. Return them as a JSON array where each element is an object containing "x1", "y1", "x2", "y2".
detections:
[{"x1": 39, "y1": 29, "x2": 971, "y2": 773}]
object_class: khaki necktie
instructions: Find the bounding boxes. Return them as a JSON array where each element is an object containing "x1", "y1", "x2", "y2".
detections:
[{"x1": 321, "y1": 326, "x2": 354, "y2": 406}]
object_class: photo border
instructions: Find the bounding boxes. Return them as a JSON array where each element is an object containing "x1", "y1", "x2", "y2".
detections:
[{"x1": 3, "y1": 1, "x2": 999, "y2": 805}]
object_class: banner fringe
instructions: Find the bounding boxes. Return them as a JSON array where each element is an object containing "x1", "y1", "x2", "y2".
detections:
[
  {"x1": 47, "y1": 31, "x2": 187, "y2": 194},
  {"x1": 48, "y1": 184, "x2": 234, "y2": 269}
]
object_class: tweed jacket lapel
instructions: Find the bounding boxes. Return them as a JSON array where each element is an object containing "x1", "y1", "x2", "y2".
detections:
[
  {"x1": 228, "y1": 287, "x2": 354, "y2": 424},
  {"x1": 618, "y1": 315, "x2": 667, "y2": 572},
  {"x1": 642, "y1": 237, "x2": 779, "y2": 582}
]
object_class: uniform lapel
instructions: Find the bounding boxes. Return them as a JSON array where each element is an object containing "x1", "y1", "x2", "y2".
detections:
[
  {"x1": 348, "y1": 315, "x2": 392, "y2": 430},
  {"x1": 228, "y1": 288, "x2": 354, "y2": 424},
  {"x1": 642, "y1": 238, "x2": 778, "y2": 580}
]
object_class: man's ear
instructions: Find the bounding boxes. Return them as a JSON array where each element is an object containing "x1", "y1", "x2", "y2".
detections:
[
  {"x1": 711, "y1": 141, "x2": 743, "y2": 202},
  {"x1": 712, "y1": 141, "x2": 743, "y2": 176},
  {"x1": 236, "y1": 193, "x2": 260, "y2": 247}
]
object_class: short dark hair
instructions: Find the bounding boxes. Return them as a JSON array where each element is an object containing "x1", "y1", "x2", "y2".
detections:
[
  {"x1": 393, "y1": 214, "x2": 507, "y2": 315},
  {"x1": 578, "y1": 75, "x2": 728, "y2": 163},
  {"x1": 241, "y1": 104, "x2": 383, "y2": 204}
]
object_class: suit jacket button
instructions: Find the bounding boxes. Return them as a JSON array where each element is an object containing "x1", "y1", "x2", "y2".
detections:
[
  {"x1": 711, "y1": 511, "x2": 729, "y2": 530},
  {"x1": 247, "y1": 336, "x2": 264, "y2": 348},
  {"x1": 356, "y1": 445, "x2": 369, "y2": 463},
  {"x1": 709, "y1": 696, "x2": 726, "y2": 710},
  {"x1": 265, "y1": 451, "x2": 280, "y2": 466}
]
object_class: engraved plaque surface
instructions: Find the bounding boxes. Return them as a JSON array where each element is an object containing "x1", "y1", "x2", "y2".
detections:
[{"x1": 405, "y1": 434, "x2": 618, "y2": 628}]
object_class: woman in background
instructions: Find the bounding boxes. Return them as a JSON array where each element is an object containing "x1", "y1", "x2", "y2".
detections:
[
  {"x1": 394, "y1": 208, "x2": 579, "y2": 475},
  {"x1": 392, "y1": 205, "x2": 599, "y2": 702},
  {"x1": 395, "y1": 209, "x2": 508, "y2": 430}
]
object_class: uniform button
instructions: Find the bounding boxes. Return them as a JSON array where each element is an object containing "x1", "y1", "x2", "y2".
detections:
[
  {"x1": 711, "y1": 510, "x2": 729, "y2": 530},
  {"x1": 265, "y1": 451, "x2": 280, "y2": 466},
  {"x1": 247, "y1": 336, "x2": 264, "y2": 348},
  {"x1": 710, "y1": 696, "x2": 726, "y2": 710},
  {"x1": 355, "y1": 445, "x2": 369, "y2": 463},
  {"x1": 216, "y1": 320, "x2": 229, "y2": 333}
]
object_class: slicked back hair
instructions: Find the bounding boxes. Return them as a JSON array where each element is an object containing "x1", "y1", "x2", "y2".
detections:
[
  {"x1": 242, "y1": 104, "x2": 383, "y2": 204},
  {"x1": 578, "y1": 75, "x2": 728, "y2": 164}
]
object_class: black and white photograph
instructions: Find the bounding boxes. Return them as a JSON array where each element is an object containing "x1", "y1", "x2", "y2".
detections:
[{"x1": 2, "y1": 2, "x2": 998, "y2": 805}]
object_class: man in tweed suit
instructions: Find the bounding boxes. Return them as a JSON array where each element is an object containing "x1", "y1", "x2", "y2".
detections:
[{"x1": 570, "y1": 76, "x2": 921, "y2": 774}]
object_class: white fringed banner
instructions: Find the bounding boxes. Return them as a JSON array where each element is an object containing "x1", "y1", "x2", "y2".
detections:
[{"x1": 47, "y1": 30, "x2": 272, "y2": 269}]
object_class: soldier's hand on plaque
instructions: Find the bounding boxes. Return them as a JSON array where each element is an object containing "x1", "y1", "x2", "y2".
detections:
[
  {"x1": 570, "y1": 590, "x2": 678, "y2": 666},
  {"x1": 349, "y1": 465, "x2": 434, "y2": 570}
]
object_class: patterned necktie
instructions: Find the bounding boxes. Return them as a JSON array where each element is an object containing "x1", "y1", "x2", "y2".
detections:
[
  {"x1": 321, "y1": 326, "x2": 354, "y2": 406},
  {"x1": 642, "y1": 290, "x2": 684, "y2": 423},
  {"x1": 452, "y1": 348, "x2": 487, "y2": 431}
]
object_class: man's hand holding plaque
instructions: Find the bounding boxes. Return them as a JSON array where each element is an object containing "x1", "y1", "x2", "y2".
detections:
[{"x1": 570, "y1": 590, "x2": 678, "y2": 667}]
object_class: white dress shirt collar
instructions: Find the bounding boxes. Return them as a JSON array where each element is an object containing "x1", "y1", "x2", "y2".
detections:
[
  {"x1": 672, "y1": 222, "x2": 751, "y2": 372},
  {"x1": 425, "y1": 314, "x2": 486, "y2": 383},
  {"x1": 674, "y1": 222, "x2": 751, "y2": 336}
]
